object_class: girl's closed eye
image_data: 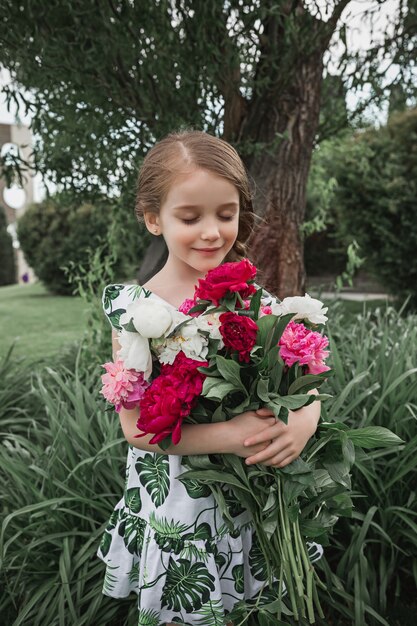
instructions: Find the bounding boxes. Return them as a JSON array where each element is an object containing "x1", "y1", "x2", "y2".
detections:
[{"x1": 181, "y1": 216, "x2": 234, "y2": 225}]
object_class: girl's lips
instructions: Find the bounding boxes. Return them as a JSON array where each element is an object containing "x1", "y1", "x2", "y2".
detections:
[{"x1": 193, "y1": 247, "x2": 222, "y2": 252}]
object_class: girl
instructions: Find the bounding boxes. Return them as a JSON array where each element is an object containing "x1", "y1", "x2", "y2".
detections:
[{"x1": 98, "y1": 130, "x2": 322, "y2": 626}]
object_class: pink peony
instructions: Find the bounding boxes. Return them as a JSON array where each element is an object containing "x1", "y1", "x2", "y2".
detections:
[
  {"x1": 260, "y1": 305, "x2": 272, "y2": 316},
  {"x1": 178, "y1": 298, "x2": 200, "y2": 316},
  {"x1": 101, "y1": 359, "x2": 150, "y2": 412},
  {"x1": 278, "y1": 321, "x2": 330, "y2": 375}
]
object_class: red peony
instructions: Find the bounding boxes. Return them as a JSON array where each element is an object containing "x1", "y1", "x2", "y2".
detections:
[
  {"x1": 219, "y1": 311, "x2": 258, "y2": 363},
  {"x1": 136, "y1": 351, "x2": 208, "y2": 444},
  {"x1": 194, "y1": 258, "x2": 257, "y2": 306}
]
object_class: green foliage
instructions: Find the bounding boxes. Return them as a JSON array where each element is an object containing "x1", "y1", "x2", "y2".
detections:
[
  {"x1": 331, "y1": 109, "x2": 417, "y2": 308},
  {"x1": 307, "y1": 109, "x2": 417, "y2": 306},
  {"x1": 1, "y1": 302, "x2": 416, "y2": 625},
  {"x1": 304, "y1": 135, "x2": 350, "y2": 278},
  {"x1": 0, "y1": 204, "x2": 16, "y2": 285},
  {"x1": 1, "y1": 1, "x2": 415, "y2": 197},
  {"x1": 16, "y1": 193, "x2": 112, "y2": 294},
  {"x1": 16, "y1": 192, "x2": 145, "y2": 296},
  {"x1": 0, "y1": 347, "x2": 137, "y2": 626},
  {"x1": 317, "y1": 300, "x2": 417, "y2": 625}
]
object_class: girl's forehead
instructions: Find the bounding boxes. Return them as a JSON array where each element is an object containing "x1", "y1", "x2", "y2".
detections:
[{"x1": 165, "y1": 168, "x2": 239, "y2": 203}]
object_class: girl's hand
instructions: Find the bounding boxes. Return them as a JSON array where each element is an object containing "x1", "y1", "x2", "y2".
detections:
[
  {"x1": 227, "y1": 410, "x2": 277, "y2": 458},
  {"x1": 243, "y1": 402, "x2": 320, "y2": 468}
]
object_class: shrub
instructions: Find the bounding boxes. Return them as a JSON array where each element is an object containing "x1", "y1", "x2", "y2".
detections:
[
  {"x1": 0, "y1": 204, "x2": 16, "y2": 285},
  {"x1": 304, "y1": 137, "x2": 348, "y2": 277},
  {"x1": 319, "y1": 109, "x2": 417, "y2": 306},
  {"x1": 16, "y1": 193, "x2": 136, "y2": 295}
]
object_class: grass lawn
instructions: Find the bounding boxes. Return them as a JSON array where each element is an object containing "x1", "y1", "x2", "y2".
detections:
[
  {"x1": 0, "y1": 282, "x2": 90, "y2": 362},
  {"x1": 0, "y1": 280, "x2": 397, "y2": 363}
]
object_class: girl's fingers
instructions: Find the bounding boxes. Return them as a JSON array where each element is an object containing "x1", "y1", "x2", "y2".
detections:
[
  {"x1": 256, "y1": 407, "x2": 275, "y2": 416},
  {"x1": 244, "y1": 421, "x2": 285, "y2": 447},
  {"x1": 245, "y1": 441, "x2": 290, "y2": 466},
  {"x1": 267, "y1": 453, "x2": 295, "y2": 468}
]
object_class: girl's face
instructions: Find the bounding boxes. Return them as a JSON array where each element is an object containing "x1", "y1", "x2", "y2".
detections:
[{"x1": 147, "y1": 168, "x2": 240, "y2": 277}]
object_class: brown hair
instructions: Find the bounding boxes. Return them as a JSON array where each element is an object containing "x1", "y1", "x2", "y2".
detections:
[{"x1": 135, "y1": 129, "x2": 256, "y2": 261}]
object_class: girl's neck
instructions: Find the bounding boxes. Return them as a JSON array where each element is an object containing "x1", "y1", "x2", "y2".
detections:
[{"x1": 143, "y1": 258, "x2": 207, "y2": 306}]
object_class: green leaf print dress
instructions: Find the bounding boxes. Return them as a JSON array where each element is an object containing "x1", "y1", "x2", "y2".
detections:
[{"x1": 98, "y1": 283, "x2": 323, "y2": 626}]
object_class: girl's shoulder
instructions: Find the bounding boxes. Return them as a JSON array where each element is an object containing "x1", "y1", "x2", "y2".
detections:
[{"x1": 101, "y1": 283, "x2": 154, "y2": 331}]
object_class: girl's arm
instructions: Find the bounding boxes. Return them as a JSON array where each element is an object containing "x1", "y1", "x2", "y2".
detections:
[
  {"x1": 243, "y1": 390, "x2": 321, "y2": 468},
  {"x1": 118, "y1": 405, "x2": 276, "y2": 457},
  {"x1": 111, "y1": 330, "x2": 275, "y2": 458}
]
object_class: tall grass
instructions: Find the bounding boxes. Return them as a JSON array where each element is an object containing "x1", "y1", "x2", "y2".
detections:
[
  {"x1": 317, "y1": 300, "x2": 417, "y2": 625},
  {"x1": 0, "y1": 347, "x2": 137, "y2": 626},
  {"x1": 1, "y1": 301, "x2": 416, "y2": 625}
]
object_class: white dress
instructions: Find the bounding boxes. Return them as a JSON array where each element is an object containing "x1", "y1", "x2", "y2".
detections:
[{"x1": 97, "y1": 283, "x2": 323, "y2": 626}]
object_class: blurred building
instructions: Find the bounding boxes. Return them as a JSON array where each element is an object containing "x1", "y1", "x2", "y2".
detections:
[{"x1": 0, "y1": 122, "x2": 35, "y2": 284}]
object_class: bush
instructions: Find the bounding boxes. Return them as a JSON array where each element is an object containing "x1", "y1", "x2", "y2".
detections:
[
  {"x1": 0, "y1": 204, "x2": 16, "y2": 285},
  {"x1": 308, "y1": 109, "x2": 417, "y2": 306},
  {"x1": 16, "y1": 193, "x2": 133, "y2": 295}
]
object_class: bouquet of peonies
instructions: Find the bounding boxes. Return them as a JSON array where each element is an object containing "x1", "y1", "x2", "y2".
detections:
[{"x1": 101, "y1": 259, "x2": 401, "y2": 624}]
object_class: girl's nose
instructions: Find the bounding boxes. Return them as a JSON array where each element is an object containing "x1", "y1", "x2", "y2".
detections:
[{"x1": 201, "y1": 221, "x2": 220, "y2": 240}]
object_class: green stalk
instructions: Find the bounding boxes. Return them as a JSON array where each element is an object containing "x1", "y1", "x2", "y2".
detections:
[
  {"x1": 294, "y1": 518, "x2": 316, "y2": 622},
  {"x1": 277, "y1": 477, "x2": 301, "y2": 620},
  {"x1": 278, "y1": 478, "x2": 305, "y2": 601}
]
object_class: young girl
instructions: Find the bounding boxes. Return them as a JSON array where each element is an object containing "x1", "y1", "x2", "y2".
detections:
[{"x1": 98, "y1": 130, "x2": 322, "y2": 626}]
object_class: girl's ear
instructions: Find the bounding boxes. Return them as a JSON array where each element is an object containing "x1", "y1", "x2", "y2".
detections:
[{"x1": 144, "y1": 212, "x2": 161, "y2": 235}]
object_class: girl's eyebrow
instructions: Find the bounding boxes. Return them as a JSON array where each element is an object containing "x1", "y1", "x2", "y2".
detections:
[{"x1": 173, "y1": 202, "x2": 239, "y2": 211}]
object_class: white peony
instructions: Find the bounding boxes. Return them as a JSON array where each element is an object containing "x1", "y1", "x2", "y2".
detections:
[
  {"x1": 194, "y1": 311, "x2": 224, "y2": 348},
  {"x1": 270, "y1": 293, "x2": 328, "y2": 325},
  {"x1": 121, "y1": 299, "x2": 173, "y2": 338},
  {"x1": 154, "y1": 319, "x2": 209, "y2": 365},
  {"x1": 117, "y1": 330, "x2": 153, "y2": 379},
  {"x1": 165, "y1": 310, "x2": 191, "y2": 336}
]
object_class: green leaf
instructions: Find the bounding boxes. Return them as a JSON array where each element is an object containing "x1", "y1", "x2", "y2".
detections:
[
  {"x1": 178, "y1": 477, "x2": 211, "y2": 500},
  {"x1": 232, "y1": 563, "x2": 245, "y2": 593},
  {"x1": 125, "y1": 487, "x2": 142, "y2": 514},
  {"x1": 161, "y1": 559, "x2": 216, "y2": 612},
  {"x1": 99, "y1": 531, "x2": 112, "y2": 558},
  {"x1": 136, "y1": 454, "x2": 170, "y2": 507},
  {"x1": 215, "y1": 355, "x2": 246, "y2": 392},
  {"x1": 256, "y1": 314, "x2": 277, "y2": 349},
  {"x1": 250, "y1": 288, "x2": 263, "y2": 318},
  {"x1": 158, "y1": 434, "x2": 173, "y2": 451},
  {"x1": 103, "y1": 284, "x2": 124, "y2": 309},
  {"x1": 118, "y1": 510, "x2": 146, "y2": 554},
  {"x1": 268, "y1": 393, "x2": 313, "y2": 410},
  {"x1": 347, "y1": 426, "x2": 404, "y2": 448},
  {"x1": 193, "y1": 599, "x2": 226, "y2": 626},
  {"x1": 138, "y1": 608, "x2": 162, "y2": 626},
  {"x1": 107, "y1": 308, "x2": 126, "y2": 331},
  {"x1": 121, "y1": 318, "x2": 136, "y2": 332},
  {"x1": 287, "y1": 373, "x2": 328, "y2": 395},
  {"x1": 249, "y1": 535, "x2": 268, "y2": 581},
  {"x1": 178, "y1": 469, "x2": 252, "y2": 493},
  {"x1": 203, "y1": 378, "x2": 236, "y2": 400},
  {"x1": 256, "y1": 378, "x2": 270, "y2": 402}
]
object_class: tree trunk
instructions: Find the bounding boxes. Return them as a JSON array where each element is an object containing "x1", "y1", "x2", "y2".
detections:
[{"x1": 244, "y1": 52, "x2": 324, "y2": 299}]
